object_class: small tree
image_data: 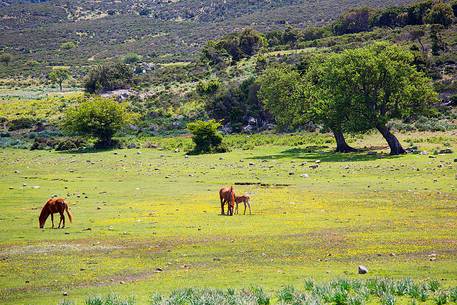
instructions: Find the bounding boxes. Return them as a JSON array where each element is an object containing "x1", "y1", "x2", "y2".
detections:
[
  {"x1": 187, "y1": 120, "x2": 226, "y2": 154},
  {"x1": 0, "y1": 53, "x2": 12, "y2": 66},
  {"x1": 48, "y1": 67, "x2": 71, "y2": 91},
  {"x1": 84, "y1": 62, "x2": 133, "y2": 93},
  {"x1": 62, "y1": 97, "x2": 133, "y2": 147}
]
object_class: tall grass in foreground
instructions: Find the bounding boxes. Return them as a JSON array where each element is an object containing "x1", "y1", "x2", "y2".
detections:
[{"x1": 57, "y1": 278, "x2": 457, "y2": 305}]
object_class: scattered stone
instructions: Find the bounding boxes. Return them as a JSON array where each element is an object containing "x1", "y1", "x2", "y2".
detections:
[
  {"x1": 249, "y1": 162, "x2": 255, "y2": 166},
  {"x1": 120, "y1": 281, "x2": 125, "y2": 284},
  {"x1": 358, "y1": 265, "x2": 368, "y2": 274},
  {"x1": 9, "y1": 187, "x2": 14, "y2": 190},
  {"x1": 127, "y1": 143, "x2": 137, "y2": 149},
  {"x1": 185, "y1": 155, "x2": 189, "y2": 159},
  {"x1": 300, "y1": 174, "x2": 310, "y2": 178},
  {"x1": 136, "y1": 151, "x2": 141, "y2": 155},
  {"x1": 288, "y1": 172, "x2": 295, "y2": 175},
  {"x1": 155, "y1": 268, "x2": 163, "y2": 272},
  {"x1": 63, "y1": 292, "x2": 68, "y2": 296},
  {"x1": 213, "y1": 258, "x2": 221, "y2": 261},
  {"x1": 315, "y1": 160, "x2": 321, "y2": 163},
  {"x1": 309, "y1": 164, "x2": 319, "y2": 169},
  {"x1": 420, "y1": 151, "x2": 428, "y2": 155},
  {"x1": 389, "y1": 253, "x2": 396, "y2": 257},
  {"x1": 83, "y1": 228, "x2": 92, "y2": 231}
]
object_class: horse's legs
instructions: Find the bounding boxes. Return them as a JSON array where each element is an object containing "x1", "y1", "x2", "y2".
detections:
[
  {"x1": 248, "y1": 200, "x2": 251, "y2": 215},
  {"x1": 220, "y1": 197, "x2": 225, "y2": 215},
  {"x1": 60, "y1": 211, "x2": 65, "y2": 228},
  {"x1": 235, "y1": 202, "x2": 238, "y2": 215},
  {"x1": 51, "y1": 213, "x2": 54, "y2": 229},
  {"x1": 243, "y1": 202, "x2": 246, "y2": 215}
]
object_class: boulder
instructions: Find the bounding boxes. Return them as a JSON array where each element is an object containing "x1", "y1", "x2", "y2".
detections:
[{"x1": 358, "y1": 265, "x2": 368, "y2": 274}]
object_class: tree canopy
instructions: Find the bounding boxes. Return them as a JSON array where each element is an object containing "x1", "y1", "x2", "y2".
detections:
[
  {"x1": 62, "y1": 97, "x2": 134, "y2": 147},
  {"x1": 48, "y1": 67, "x2": 71, "y2": 91}
]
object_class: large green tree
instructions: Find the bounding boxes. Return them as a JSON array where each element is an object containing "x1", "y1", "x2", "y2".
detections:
[
  {"x1": 257, "y1": 64, "x2": 357, "y2": 152},
  {"x1": 317, "y1": 43, "x2": 437, "y2": 155}
]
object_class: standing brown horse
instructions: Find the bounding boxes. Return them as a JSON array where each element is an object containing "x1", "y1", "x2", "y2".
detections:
[
  {"x1": 39, "y1": 197, "x2": 73, "y2": 229},
  {"x1": 235, "y1": 195, "x2": 251, "y2": 215},
  {"x1": 219, "y1": 186, "x2": 235, "y2": 216}
]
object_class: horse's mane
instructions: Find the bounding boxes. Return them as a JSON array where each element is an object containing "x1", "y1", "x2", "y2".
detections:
[{"x1": 39, "y1": 200, "x2": 50, "y2": 222}]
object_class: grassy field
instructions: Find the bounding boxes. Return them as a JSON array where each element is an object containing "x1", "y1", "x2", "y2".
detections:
[{"x1": 0, "y1": 132, "x2": 456, "y2": 305}]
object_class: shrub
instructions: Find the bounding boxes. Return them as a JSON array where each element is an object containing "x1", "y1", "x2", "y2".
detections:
[
  {"x1": 187, "y1": 120, "x2": 226, "y2": 154},
  {"x1": 86, "y1": 294, "x2": 135, "y2": 305},
  {"x1": 435, "y1": 292, "x2": 448, "y2": 305},
  {"x1": 62, "y1": 97, "x2": 134, "y2": 148},
  {"x1": 424, "y1": 2, "x2": 455, "y2": 27},
  {"x1": 0, "y1": 52, "x2": 13, "y2": 65},
  {"x1": 55, "y1": 137, "x2": 87, "y2": 151},
  {"x1": 7, "y1": 118, "x2": 37, "y2": 131},
  {"x1": 381, "y1": 293, "x2": 396, "y2": 305},
  {"x1": 196, "y1": 78, "x2": 221, "y2": 95},
  {"x1": 60, "y1": 41, "x2": 77, "y2": 50},
  {"x1": 122, "y1": 53, "x2": 143, "y2": 64},
  {"x1": 84, "y1": 63, "x2": 133, "y2": 94}
]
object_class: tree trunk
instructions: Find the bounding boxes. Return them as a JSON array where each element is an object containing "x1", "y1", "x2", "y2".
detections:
[
  {"x1": 376, "y1": 124, "x2": 406, "y2": 155},
  {"x1": 332, "y1": 129, "x2": 357, "y2": 153}
]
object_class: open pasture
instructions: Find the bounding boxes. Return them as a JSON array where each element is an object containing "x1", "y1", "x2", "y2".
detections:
[{"x1": 0, "y1": 132, "x2": 456, "y2": 304}]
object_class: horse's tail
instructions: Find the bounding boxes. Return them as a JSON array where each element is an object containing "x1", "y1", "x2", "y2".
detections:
[{"x1": 65, "y1": 204, "x2": 73, "y2": 223}]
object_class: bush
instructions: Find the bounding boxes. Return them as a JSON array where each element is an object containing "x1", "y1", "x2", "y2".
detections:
[
  {"x1": 196, "y1": 78, "x2": 221, "y2": 95},
  {"x1": 424, "y1": 2, "x2": 455, "y2": 27},
  {"x1": 86, "y1": 294, "x2": 135, "y2": 305},
  {"x1": 84, "y1": 63, "x2": 133, "y2": 94},
  {"x1": 187, "y1": 120, "x2": 226, "y2": 154},
  {"x1": 122, "y1": 53, "x2": 143, "y2": 64},
  {"x1": 7, "y1": 118, "x2": 37, "y2": 131},
  {"x1": 60, "y1": 41, "x2": 77, "y2": 50},
  {"x1": 62, "y1": 97, "x2": 134, "y2": 148},
  {"x1": 55, "y1": 137, "x2": 87, "y2": 151}
]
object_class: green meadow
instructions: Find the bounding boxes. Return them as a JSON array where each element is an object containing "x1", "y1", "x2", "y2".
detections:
[{"x1": 0, "y1": 132, "x2": 456, "y2": 304}]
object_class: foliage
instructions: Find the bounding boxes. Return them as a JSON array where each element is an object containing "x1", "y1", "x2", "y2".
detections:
[
  {"x1": 7, "y1": 117, "x2": 37, "y2": 131},
  {"x1": 86, "y1": 294, "x2": 135, "y2": 305},
  {"x1": 62, "y1": 97, "x2": 133, "y2": 147},
  {"x1": 332, "y1": 7, "x2": 374, "y2": 35},
  {"x1": 186, "y1": 119, "x2": 226, "y2": 154},
  {"x1": 424, "y1": 1, "x2": 455, "y2": 27},
  {"x1": 122, "y1": 52, "x2": 143, "y2": 64},
  {"x1": 48, "y1": 67, "x2": 71, "y2": 91},
  {"x1": 60, "y1": 41, "x2": 77, "y2": 50},
  {"x1": 202, "y1": 29, "x2": 267, "y2": 66},
  {"x1": 257, "y1": 64, "x2": 307, "y2": 130},
  {"x1": 204, "y1": 78, "x2": 270, "y2": 131},
  {"x1": 0, "y1": 52, "x2": 13, "y2": 65},
  {"x1": 84, "y1": 63, "x2": 133, "y2": 94},
  {"x1": 196, "y1": 78, "x2": 221, "y2": 95}
]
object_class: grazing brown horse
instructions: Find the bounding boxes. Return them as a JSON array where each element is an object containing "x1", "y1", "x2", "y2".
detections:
[
  {"x1": 39, "y1": 197, "x2": 73, "y2": 229},
  {"x1": 219, "y1": 186, "x2": 235, "y2": 216},
  {"x1": 235, "y1": 195, "x2": 251, "y2": 215}
]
